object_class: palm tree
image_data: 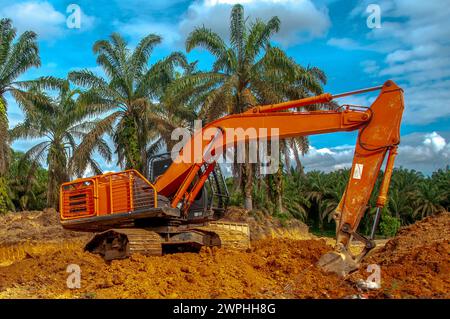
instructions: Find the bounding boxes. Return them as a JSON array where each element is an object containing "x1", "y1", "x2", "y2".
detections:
[
  {"x1": 169, "y1": 4, "x2": 324, "y2": 209},
  {"x1": 305, "y1": 171, "x2": 332, "y2": 230},
  {"x1": 69, "y1": 33, "x2": 188, "y2": 174},
  {"x1": 384, "y1": 168, "x2": 423, "y2": 224},
  {"x1": 323, "y1": 170, "x2": 348, "y2": 219},
  {"x1": 387, "y1": 188, "x2": 414, "y2": 224},
  {"x1": 282, "y1": 169, "x2": 310, "y2": 221},
  {"x1": 430, "y1": 167, "x2": 449, "y2": 210},
  {"x1": 0, "y1": 18, "x2": 40, "y2": 212},
  {"x1": 412, "y1": 181, "x2": 446, "y2": 219},
  {"x1": 6, "y1": 150, "x2": 47, "y2": 211},
  {"x1": 10, "y1": 81, "x2": 111, "y2": 208}
]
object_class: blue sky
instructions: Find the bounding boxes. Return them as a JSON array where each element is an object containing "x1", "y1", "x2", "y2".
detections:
[{"x1": 1, "y1": 0, "x2": 449, "y2": 174}]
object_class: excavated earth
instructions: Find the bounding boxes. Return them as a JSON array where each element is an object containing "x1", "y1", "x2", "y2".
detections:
[{"x1": 0, "y1": 209, "x2": 448, "y2": 299}]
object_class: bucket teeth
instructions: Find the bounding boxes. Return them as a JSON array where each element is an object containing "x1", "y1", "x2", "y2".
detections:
[{"x1": 317, "y1": 250, "x2": 359, "y2": 277}]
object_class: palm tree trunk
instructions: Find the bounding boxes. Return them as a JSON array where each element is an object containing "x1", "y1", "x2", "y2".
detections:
[
  {"x1": 319, "y1": 218, "x2": 324, "y2": 231},
  {"x1": 292, "y1": 142, "x2": 304, "y2": 175},
  {"x1": 0, "y1": 98, "x2": 10, "y2": 213},
  {"x1": 122, "y1": 116, "x2": 141, "y2": 171},
  {"x1": 46, "y1": 171, "x2": 57, "y2": 209},
  {"x1": 232, "y1": 154, "x2": 241, "y2": 193},
  {"x1": 283, "y1": 141, "x2": 291, "y2": 175},
  {"x1": 265, "y1": 149, "x2": 283, "y2": 214},
  {"x1": 275, "y1": 163, "x2": 283, "y2": 213},
  {"x1": 243, "y1": 143, "x2": 253, "y2": 210},
  {"x1": 0, "y1": 98, "x2": 9, "y2": 175},
  {"x1": 244, "y1": 163, "x2": 253, "y2": 210}
]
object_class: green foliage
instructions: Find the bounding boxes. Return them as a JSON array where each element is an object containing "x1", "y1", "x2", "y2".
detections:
[
  {"x1": 6, "y1": 150, "x2": 48, "y2": 211},
  {"x1": 227, "y1": 167, "x2": 449, "y2": 237},
  {"x1": 0, "y1": 177, "x2": 9, "y2": 213},
  {"x1": 9, "y1": 83, "x2": 111, "y2": 208},
  {"x1": 118, "y1": 116, "x2": 141, "y2": 170},
  {"x1": 282, "y1": 170, "x2": 310, "y2": 221},
  {"x1": 0, "y1": 18, "x2": 41, "y2": 176},
  {"x1": 68, "y1": 33, "x2": 190, "y2": 174},
  {"x1": 172, "y1": 4, "x2": 327, "y2": 209},
  {"x1": 379, "y1": 208, "x2": 401, "y2": 237}
]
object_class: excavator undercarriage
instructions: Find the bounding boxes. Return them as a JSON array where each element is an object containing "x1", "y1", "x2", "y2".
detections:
[{"x1": 84, "y1": 224, "x2": 250, "y2": 261}]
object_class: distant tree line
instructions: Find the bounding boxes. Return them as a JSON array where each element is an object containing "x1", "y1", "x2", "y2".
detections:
[{"x1": 226, "y1": 166, "x2": 449, "y2": 237}]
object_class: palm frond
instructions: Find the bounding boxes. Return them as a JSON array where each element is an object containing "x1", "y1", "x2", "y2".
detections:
[
  {"x1": 0, "y1": 30, "x2": 40, "y2": 86},
  {"x1": 230, "y1": 4, "x2": 246, "y2": 59},
  {"x1": 130, "y1": 34, "x2": 162, "y2": 75},
  {"x1": 14, "y1": 76, "x2": 68, "y2": 92},
  {"x1": 19, "y1": 141, "x2": 50, "y2": 171},
  {"x1": 186, "y1": 27, "x2": 227, "y2": 59}
]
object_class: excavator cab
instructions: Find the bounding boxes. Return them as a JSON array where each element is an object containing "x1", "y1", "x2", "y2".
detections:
[{"x1": 149, "y1": 153, "x2": 230, "y2": 220}]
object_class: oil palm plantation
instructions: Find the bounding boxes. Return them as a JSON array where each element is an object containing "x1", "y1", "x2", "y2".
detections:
[
  {"x1": 9, "y1": 80, "x2": 111, "y2": 208},
  {"x1": 69, "y1": 33, "x2": 188, "y2": 174},
  {"x1": 282, "y1": 170, "x2": 310, "y2": 221},
  {"x1": 305, "y1": 171, "x2": 337, "y2": 230},
  {"x1": 0, "y1": 18, "x2": 40, "y2": 212},
  {"x1": 386, "y1": 168, "x2": 422, "y2": 224},
  {"x1": 168, "y1": 4, "x2": 327, "y2": 209},
  {"x1": 6, "y1": 150, "x2": 48, "y2": 211},
  {"x1": 412, "y1": 181, "x2": 446, "y2": 219}
]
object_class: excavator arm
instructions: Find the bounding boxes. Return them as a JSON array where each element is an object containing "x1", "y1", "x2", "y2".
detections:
[{"x1": 155, "y1": 80, "x2": 404, "y2": 275}]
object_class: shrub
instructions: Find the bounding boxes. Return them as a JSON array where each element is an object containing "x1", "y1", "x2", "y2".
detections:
[{"x1": 379, "y1": 209, "x2": 401, "y2": 237}]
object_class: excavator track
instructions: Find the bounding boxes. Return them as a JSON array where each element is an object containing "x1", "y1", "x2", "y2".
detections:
[
  {"x1": 85, "y1": 228, "x2": 162, "y2": 260},
  {"x1": 85, "y1": 222, "x2": 250, "y2": 261},
  {"x1": 193, "y1": 223, "x2": 251, "y2": 250}
]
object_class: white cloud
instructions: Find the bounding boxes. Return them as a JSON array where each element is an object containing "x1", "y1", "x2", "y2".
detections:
[
  {"x1": 300, "y1": 131, "x2": 450, "y2": 174},
  {"x1": 350, "y1": 0, "x2": 450, "y2": 125},
  {"x1": 422, "y1": 132, "x2": 446, "y2": 153},
  {"x1": 114, "y1": 0, "x2": 188, "y2": 12},
  {"x1": 0, "y1": 1, "x2": 65, "y2": 39},
  {"x1": 301, "y1": 144, "x2": 354, "y2": 172},
  {"x1": 120, "y1": 0, "x2": 330, "y2": 48},
  {"x1": 326, "y1": 37, "x2": 364, "y2": 50},
  {"x1": 0, "y1": 1, "x2": 96, "y2": 40},
  {"x1": 181, "y1": 0, "x2": 330, "y2": 47},
  {"x1": 116, "y1": 20, "x2": 181, "y2": 48},
  {"x1": 360, "y1": 60, "x2": 380, "y2": 76}
]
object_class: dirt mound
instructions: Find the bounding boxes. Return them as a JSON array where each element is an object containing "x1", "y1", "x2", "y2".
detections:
[
  {"x1": 374, "y1": 212, "x2": 450, "y2": 262},
  {"x1": 0, "y1": 238, "x2": 356, "y2": 299},
  {"x1": 0, "y1": 209, "x2": 89, "y2": 246},
  {"x1": 0, "y1": 210, "x2": 448, "y2": 299},
  {"x1": 223, "y1": 206, "x2": 310, "y2": 240},
  {"x1": 351, "y1": 212, "x2": 450, "y2": 298}
]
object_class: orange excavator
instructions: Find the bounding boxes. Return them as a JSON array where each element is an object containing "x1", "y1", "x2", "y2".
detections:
[{"x1": 60, "y1": 80, "x2": 404, "y2": 276}]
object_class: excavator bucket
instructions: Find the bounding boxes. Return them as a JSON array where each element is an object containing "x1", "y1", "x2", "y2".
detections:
[{"x1": 316, "y1": 249, "x2": 359, "y2": 277}]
